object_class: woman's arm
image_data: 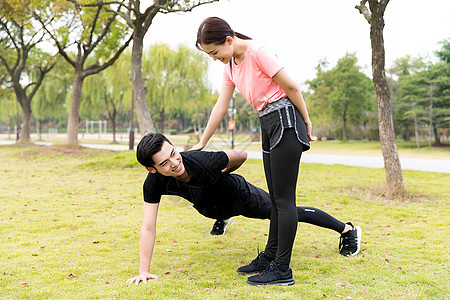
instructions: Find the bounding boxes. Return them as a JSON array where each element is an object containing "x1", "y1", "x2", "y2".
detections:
[
  {"x1": 191, "y1": 83, "x2": 235, "y2": 150},
  {"x1": 273, "y1": 69, "x2": 317, "y2": 141}
]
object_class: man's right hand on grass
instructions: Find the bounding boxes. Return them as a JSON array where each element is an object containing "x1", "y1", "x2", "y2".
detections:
[{"x1": 126, "y1": 272, "x2": 158, "y2": 285}]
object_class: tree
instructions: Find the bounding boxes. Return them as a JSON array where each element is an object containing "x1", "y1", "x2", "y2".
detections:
[
  {"x1": 82, "y1": 52, "x2": 132, "y2": 143},
  {"x1": 389, "y1": 55, "x2": 427, "y2": 147},
  {"x1": 35, "y1": 0, "x2": 133, "y2": 145},
  {"x1": 143, "y1": 43, "x2": 210, "y2": 133},
  {"x1": 32, "y1": 59, "x2": 72, "y2": 139},
  {"x1": 390, "y1": 52, "x2": 450, "y2": 147},
  {"x1": 307, "y1": 53, "x2": 374, "y2": 140},
  {"x1": 114, "y1": 0, "x2": 218, "y2": 143},
  {"x1": 355, "y1": 0, "x2": 404, "y2": 194},
  {"x1": 0, "y1": 1, "x2": 55, "y2": 143}
]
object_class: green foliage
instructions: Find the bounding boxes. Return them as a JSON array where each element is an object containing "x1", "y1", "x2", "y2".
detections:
[
  {"x1": 390, "y1": 45, "x2": 450, "y2": 144},
  {"x1": 144, "y1": 43, "x2": 211, "y2": 132},
  {"x1": 81, "y1": 51, "x2": 132, "y2": 134},
  {"x1": 306, "y1": 53, "x2": 376, "y2": 140}
]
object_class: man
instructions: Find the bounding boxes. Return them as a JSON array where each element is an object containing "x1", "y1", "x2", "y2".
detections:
[{"x1": 126, "y1": 133, "x2": 362, "y2": 285}]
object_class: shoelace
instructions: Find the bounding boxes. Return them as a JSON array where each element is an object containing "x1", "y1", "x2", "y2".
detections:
[{"x1": 260, "y1": 262, "x2": 276, "y2": 275}]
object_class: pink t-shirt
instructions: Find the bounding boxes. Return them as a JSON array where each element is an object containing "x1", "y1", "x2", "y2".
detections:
[{"x1": 223, "y1": 41, "x2": 286, "y2": 111}]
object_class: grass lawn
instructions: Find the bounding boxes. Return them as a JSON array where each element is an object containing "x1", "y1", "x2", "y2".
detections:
[{"x1": 0, "y1": 144, "x2": 449, "y2": 299}]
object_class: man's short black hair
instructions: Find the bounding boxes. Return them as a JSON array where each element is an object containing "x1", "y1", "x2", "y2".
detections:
[{"x1": 136, "y1": 133, "x2": 170, "y2": 167}]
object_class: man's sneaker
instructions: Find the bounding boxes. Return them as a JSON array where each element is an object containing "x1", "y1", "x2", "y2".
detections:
[
  {"x1": 210, "y1": 217, "x2": 234, "y2": 235},
  {"x1": 247, "y1": 261, "x2": 295, "y2": 286},
  {"x1": 339, "y1": 222, "x2": 362, "y2": 257},
  {"x1": 237, "y1": 251, "x2": 272, "y2": 275}
]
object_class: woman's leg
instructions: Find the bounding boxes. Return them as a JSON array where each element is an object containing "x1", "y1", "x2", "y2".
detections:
[{"x1": 263, "y1": 129, "x2": 303, "y2": 266}]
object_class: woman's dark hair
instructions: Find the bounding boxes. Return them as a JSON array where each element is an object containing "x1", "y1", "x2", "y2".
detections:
[
  {"x1": 196, "y1": 17, "x2": 252, "y2": 51},
  {"x1": 136, "y1": 133, "x2": 170, "y2": 167}
]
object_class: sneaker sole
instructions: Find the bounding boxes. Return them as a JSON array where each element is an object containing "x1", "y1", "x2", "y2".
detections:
[
  {"x1": 247, "y1": 278, "x2": 295, "y2": 286},
  {"x1": 237, "y1": 270, "x2": 261, "y2": 276},
  {"x1": 349, "y1": 226, "x2": 362, "y2": 257},
  {"x1": 223, "y1": 217, "x2": 234, "y2": 235}
]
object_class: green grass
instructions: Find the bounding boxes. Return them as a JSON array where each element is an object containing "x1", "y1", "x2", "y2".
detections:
[{"x1": 0, "y1": 144, "x2": 449, "y2": 299}]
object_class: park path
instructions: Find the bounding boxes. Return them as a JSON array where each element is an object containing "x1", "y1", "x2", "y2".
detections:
[{"x1": 1, "y1": 140, "x2": 449, "y2": 173}]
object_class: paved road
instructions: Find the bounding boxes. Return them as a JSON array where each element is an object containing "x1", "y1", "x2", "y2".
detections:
[{"x1": 1, "y1": 140, "x2": 449, "y2": 173}]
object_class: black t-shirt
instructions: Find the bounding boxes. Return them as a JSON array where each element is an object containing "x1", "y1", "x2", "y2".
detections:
[{"x1": 143, "y1": 151, "x2": 247, "y2": 214}]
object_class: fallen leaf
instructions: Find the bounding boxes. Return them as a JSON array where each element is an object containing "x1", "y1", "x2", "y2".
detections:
[
  {"x1": 314, "y1": 254, "x2": 322, "y2": 258},
  {"x1": 165, "y1": 272, "x2": 171, "y2": 275},
  {"x1": 22, "y1": 282, "x2": 28, "y2": 286},
  {"x1": 239, "y1": 260, "x2": 246, "y2": 264}
]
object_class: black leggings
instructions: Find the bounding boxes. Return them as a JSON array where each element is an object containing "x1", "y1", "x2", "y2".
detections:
[
  {"x1": 263, "y1": 129, "x2": 302, "y2": 265},
  {"x1": 238, "y1": 178, "x2": 345, "y2": 234}
]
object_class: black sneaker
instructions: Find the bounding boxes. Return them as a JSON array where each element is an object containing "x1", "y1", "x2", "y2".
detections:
[
  {"x1": 339, "y1": 222, "x2": 362, "y2": 257},
  {"x1": 210, "y1": 217, "x2": 234, "y2": 235},
  {"x1": 247, "y1": 261, "x2": 295, "y2": 286},
  {"x1": 237, "y1": 251, "x2": 272, "y2": 275}
]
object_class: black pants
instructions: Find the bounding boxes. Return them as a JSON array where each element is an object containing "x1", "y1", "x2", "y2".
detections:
[
  {"x1": 238, "y1": 182, "x2": 345, "y2": 234},
  {"x1": 262, "y1": 129, "x2": 303, "y2": 264}
]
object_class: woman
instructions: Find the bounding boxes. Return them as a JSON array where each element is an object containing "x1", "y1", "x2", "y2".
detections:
[{"x1": 193, "y1": 16, "x2": 315, "y2": 286}]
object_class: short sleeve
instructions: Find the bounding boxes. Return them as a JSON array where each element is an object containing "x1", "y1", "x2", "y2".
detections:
[
  {"x1": 143, "y1": 173, "x2": 163, "y2": 203},
  {"x1": 205, "y1": 151, "x2": 229, "y2": 171},
  {"x1": 254, "y1": 46, "x2": 284, "y2": 78},
  {"x1": 223, "y1": 64, "x2": 235, "y2": 86}
]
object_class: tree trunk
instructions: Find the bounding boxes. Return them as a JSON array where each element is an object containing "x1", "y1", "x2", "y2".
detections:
[
  {"x1": 428, "y1": 84, "x2": 433, "y2": 147},
  {"x1": 413, "y1": 102, "x2": 420, "y2": 149},
  {"x1": 17, "y1": 98, "x2": 32, "y2": 143},
  {"x1": 159, "y1": 109, "x2": 165, "y2": 133},
  {"x1": 433, "y1": 125, "x2": 440, "y2": 145},
  {"x1": 13, "y1": 85, "x2": 31, "y2": 143},
  {"x1": 67, "y1": 72, "x2": 84, "y2": 145},
  {"x1": 342, "y1": 102, "x2": 348, "y2": 141},
  {"x1": 369, "y1": 1, "x2": 404, "y2": 194},
  {"x1": 131, "y1": 27, "x2": 155, "y2": 136}
]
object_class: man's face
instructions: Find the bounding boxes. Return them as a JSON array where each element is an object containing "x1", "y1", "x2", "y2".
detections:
[{"x1": 148, "y1": 141, "x2": 185, "y2": 178}]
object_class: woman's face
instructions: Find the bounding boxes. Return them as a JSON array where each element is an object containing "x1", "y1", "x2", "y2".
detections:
[{"x1": 201, "y1": 36, "x2": 234, "y2": 64}]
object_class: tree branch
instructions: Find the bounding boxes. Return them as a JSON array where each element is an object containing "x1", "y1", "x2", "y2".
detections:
[
  {"x1": 355, "y1": 0, "x2": 371, "y2": 24},
  {"x1": 33, "y1": 13, "x2": 76, "y2": 68},
  {"x1": 155, "y1": 0, "x2": 219, "y2": 14},
  {"x1": 380, "y1": 0, "x2": 390, "y2": 13},
  {"x1": 83, "y1": 34, "x2": 132, "y2": 77},
  {"x1": 27, "y1": 63, "x2": 55, "y2": 101}
]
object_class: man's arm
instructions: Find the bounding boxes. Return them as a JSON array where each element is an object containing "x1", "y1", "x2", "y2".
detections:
[
  {"x1": 126, "y1": 202, "x2": 159, "y2": 285},
  {"x1": 222, "y1": 150, "x2": 247, "y2": 173}
]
